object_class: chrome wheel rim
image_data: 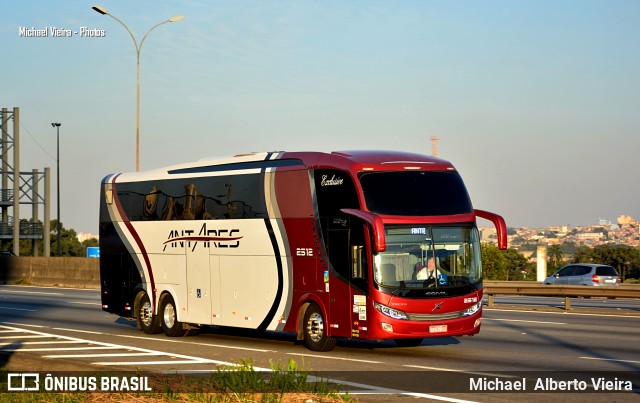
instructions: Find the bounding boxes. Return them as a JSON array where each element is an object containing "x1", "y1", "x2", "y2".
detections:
[
  {"x1": 163, "y1": 302, "x2": 176, "y2": 328},
  {"x1": 140, "y1": 300, "x2": 153, "y2": 327},
  {"x1": 306, "y1": 311, "x2": 324, "y2": 343}
]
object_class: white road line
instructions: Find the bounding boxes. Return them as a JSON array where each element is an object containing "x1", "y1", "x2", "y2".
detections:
[
  {"x1": 1, "y1": 322, "x2": 45, "y2": 328},
  {"x1": 2, "y1": 346, "x2": 120, "y2": 352},
  {"x1": 45, "y1": 352, "x2": 165, "y2": 358},
  {"x1": 0, "y1": 306, "x2": 38, "y2": 312},
  {"x1": 0, "y1": 324, "x2": 249, "y2": 367},
  {"x1": 484, "y1": 318, "x2": 566, "y2": 325},
  {"x1": 52, "y1": 327, "x2": 106, "y2": 335},
  {"x1": 0, "y1": 335, "x2": 48, "y2": 339},
  {"x1": 286, "y1": 352, "x2": 382, "y2": 364},
  {"x1": 403, "y1": 365, "x2": 520, "y2": 378},
  {"x1": 22, "y1": 341, "x2": 82, "y2": 345},
  {"x1": 324, "y1": 377, "x2": 479, "y2": 403},
  {"x1": 115, "y1": 333, "x2": 276, "y2": 353},
  {"x1": 484, "y1": 308, "x2": 640, "y2": 319},
  {"x1": 0, "y1": 289, "x2": 64, "y2": 295},
  {"x1": 580, "y1": 356, "x2": 640, "y2": 364},
  {"x1": 50, "y1": 326, "x2": 275, "y2": 353},
  {"x1": 94, "y1": 360, "x2": 210, "y2": 366},
  {"x1": 3, "y1": 323, "x2": 478, "y2": 401}
]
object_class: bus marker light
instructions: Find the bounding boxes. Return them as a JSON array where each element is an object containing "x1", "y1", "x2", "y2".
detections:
[
  {"x1": 381, "y1": 323, "x2": 393, "y2": 332},
  {"x1": 474, "y1": 318, "x2": 482, "y2": 328},
  {"x1": 102, "y1": 304, "x2": 108, "y2": 309}
]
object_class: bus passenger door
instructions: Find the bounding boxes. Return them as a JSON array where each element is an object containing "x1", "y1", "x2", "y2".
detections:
[
  {"x1": 325, "y1": 219, "x2": 369, "y2": 339},
  {"x1": 348, "y1": 222, "x2": 369, "y2": 341},
  {"x1": 325, "y1": 222, "x2": 352, "y2": 338},
  {"x1": 185, "y1": 241, "x2": 212, "y2": 325}
]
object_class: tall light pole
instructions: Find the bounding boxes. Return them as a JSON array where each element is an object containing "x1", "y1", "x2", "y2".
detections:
[
  {"x1": 92, "y1": 5, "x2": 184, "y2": 171},
  {"x1": 51, "y1": 122, "x2": 61, "y2": 257}
]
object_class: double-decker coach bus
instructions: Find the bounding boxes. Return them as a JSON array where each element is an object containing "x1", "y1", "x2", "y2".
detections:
[{"x1": 100, "y1": 150, "x2": 506, "y2": 351}]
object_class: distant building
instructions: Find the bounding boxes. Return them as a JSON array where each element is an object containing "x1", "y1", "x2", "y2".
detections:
[
  {"x1": 576, "y1": 232, "x2": 603, "y2": 242},
  {"x1": 617, "y1": 215, "x2": 636, "y2": 226},
  {"x1": 77, "y1": 232, "x2": 99, "y2": 242}
]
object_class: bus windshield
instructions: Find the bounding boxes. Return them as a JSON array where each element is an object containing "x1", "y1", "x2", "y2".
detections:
[
  {"x1": 359, "y1": 171, "x2": 472, "y2": 216},
  {"x1": 373, "y1": 226, "x2": 482, "y2": 297}
]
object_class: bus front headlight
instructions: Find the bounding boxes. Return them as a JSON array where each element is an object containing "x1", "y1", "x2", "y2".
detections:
[
  {"x1": 463, "y1": 301, "x2": 482, "y2": 316},
  {"x1": 374, "y1": 301, "x2": 409, "y2": 320}
]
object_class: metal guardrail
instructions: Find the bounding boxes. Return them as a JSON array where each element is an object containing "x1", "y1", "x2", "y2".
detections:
[{"x1": 484, "y1": 281, "x2": 640, "y2": 310}]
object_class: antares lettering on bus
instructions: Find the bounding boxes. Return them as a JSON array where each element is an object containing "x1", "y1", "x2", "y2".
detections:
[{"x1": 163, "y1": 224, "x2": 242, "y2": 251}]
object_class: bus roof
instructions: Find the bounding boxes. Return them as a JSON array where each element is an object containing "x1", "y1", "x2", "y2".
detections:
[{"x1": 107, "y1": 150, "x2": 457, "y2": 183}]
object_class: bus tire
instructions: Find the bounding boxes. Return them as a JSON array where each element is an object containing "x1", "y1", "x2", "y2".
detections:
[
  {"x1": 159, "y1": 294, "x2": 187, "y2": 337},
  {"x1": 303, "y1": 303, "x2": 336, "y2": 352},
  {"x1": 394, "y1": 338, "x2": 424, "y2": 347},
  {"x1": 137, "y1": 292, "x2": 161, "y2": 334}
]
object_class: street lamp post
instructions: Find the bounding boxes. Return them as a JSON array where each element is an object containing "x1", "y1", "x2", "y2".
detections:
[
  {"x1": 51, "y1": 122, "x2": 61, "y2": 257},
  {"x1": 92, "y1": 5, "x2": 184, "y2": 172}
]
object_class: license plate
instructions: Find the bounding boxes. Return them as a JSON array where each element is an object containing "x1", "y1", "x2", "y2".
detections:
[
  {"x1": 429, "y1": 324, "x2": 447, "y2": 333},
  {"x1": 604, "y1": 279, "x2": 615, "y2": 283}
]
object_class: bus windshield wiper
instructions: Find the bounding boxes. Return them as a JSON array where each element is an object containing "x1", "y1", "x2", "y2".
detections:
[{"x1": 390, "y1": 281, "x2": 406, "y2": 296}]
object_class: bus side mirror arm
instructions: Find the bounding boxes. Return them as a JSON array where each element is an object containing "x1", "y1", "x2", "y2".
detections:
[
  {"x1": 340, "y1": 208, "x2": 386, "y2": 252},
  {"x1": 475, "y1": 209, "x2": 508, "y2": 250}
]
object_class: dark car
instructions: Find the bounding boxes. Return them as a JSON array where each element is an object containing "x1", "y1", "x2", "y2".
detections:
[
  {"x1": 544, "y1": 263, "x2": 620, "y2": 286},
  {"x1": 0, "y1": 250, "x2": 16, "y2": 256}
]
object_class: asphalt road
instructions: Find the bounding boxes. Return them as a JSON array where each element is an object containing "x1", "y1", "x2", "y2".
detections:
[{"x1": 1, "y1": 284, "x2": 639, "y2": 402}]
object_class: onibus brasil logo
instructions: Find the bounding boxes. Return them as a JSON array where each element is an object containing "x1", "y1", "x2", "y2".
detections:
[{"x1": 163, "y1": 223, "x2": 243, "y2": 252}]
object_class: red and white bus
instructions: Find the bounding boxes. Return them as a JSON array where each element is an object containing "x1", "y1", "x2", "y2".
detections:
[{"x1": 99, "y1": 150, "x2": 506, "y2": 351}]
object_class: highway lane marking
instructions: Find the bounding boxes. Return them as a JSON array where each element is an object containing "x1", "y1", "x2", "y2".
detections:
[
  {"x1": 484, "y1": 308, "x2": 640, "y2": 319},
  {"x1": 2, "y1": 346, "x2": 120, "y2": 352},
  {"x1": 0, "y1": 306, "x2": 38, "y2": 313},
  {"x1": 2, "y1": 323, "x2": 478, "y2": 402},
  {"x1": 0, "y1": 324, "x2": 251, "y2": 367},
  {"x1": 94, "y1": 360, "x2": 211, "y2": 366},
  {"x1": 51, "y1": 325, "x2": 276, "y2": 353},
  {"x1": 580, "y1": 357, "x2": 640, "y2": 364},
  {"x1": 1, "y1": 322, "x2": 46, "y2": 328},
  {"x1": 22, "y1": 341, "x2": 82, "y2": 345},
  {"x1": 44, "y1": 352, "x2": 165, "y2": 358},
  {"x1": 114, "y1": 333, "x2": 277, "y2": 353},
  {"x1": 0, "y1": 289, "x2": 64, "y2": 296},
  {"x1": 53, "y1": 327, "x2": 106, "y2": 335},
  {"x1": 403, "y1": 364, "x2": 521, "y2": 379},
  {"x1": 286, "y1": 352, "x2": 383, "y2": 364},
  {"x1": 484, "y1": 318, "x2": 566, "y2": 325},
  {"x1": 327, "y1": 377, "x2": 479, "y2": 403},
  {"x1": 0, "y1": 285, "x2": 96, "y2": 293},
  {"x1": 0, "y1": 335, "x2": 48, "y2": 339}
]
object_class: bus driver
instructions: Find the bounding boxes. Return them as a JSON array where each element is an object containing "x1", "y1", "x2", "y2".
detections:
[{"x1": 416, "y1": 257, "x2": 438, "y2": 280}]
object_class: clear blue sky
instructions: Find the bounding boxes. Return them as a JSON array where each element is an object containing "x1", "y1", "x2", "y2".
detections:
[{"x1": 2, "y1": 0, "x2": 638, "y2": 234}]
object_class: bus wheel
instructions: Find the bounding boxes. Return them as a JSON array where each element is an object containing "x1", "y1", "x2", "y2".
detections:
[
  {"x1": 303, "y1": 303, "x2": 336, "y2": 352},
  {"x1": 137, "y1": 292, "x2": 161, "y2": 334},
  {"x1": 394, "y1": 338, "x2": 424, "y2": 347},
  {"x1": 160, "y1": 294, "x2": 186, "y2": 337}
]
